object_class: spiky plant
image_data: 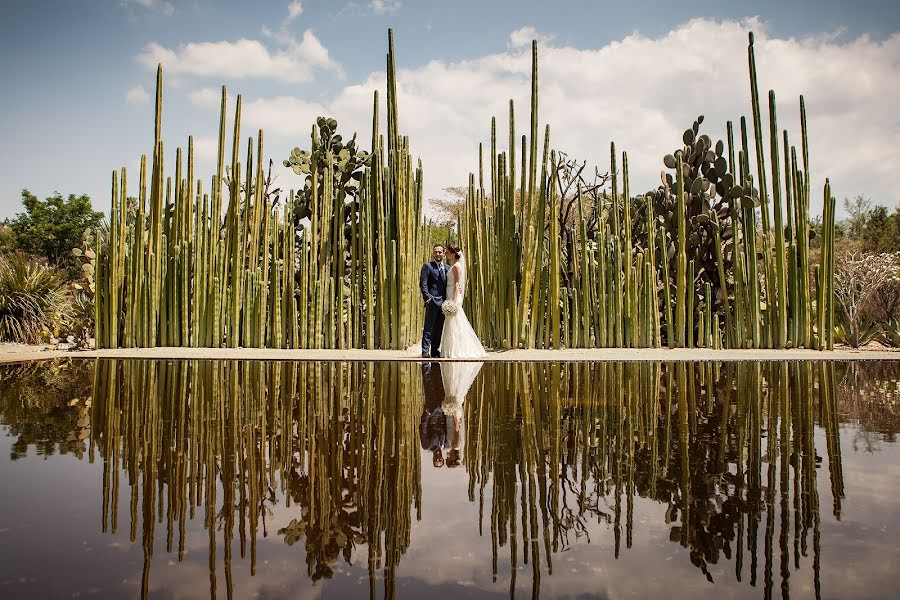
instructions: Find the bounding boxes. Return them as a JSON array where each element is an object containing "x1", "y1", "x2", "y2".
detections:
[
  {"x1": 642, "y1": 116, "x2": 752, "y2": 346},
  {"x1": 0, "y1": 253, "x2": 71, "y2": 343}
]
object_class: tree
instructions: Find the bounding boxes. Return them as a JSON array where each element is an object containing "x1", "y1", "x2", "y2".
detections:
[
  {"x1": 861, "y1": 205, "x2": 900, "y2": 253},
  {"x1": 9, "y1": 190, "x2": 104, "y2": 272},
  {"x1": 429, "y1": 186, "x2": 467, "y2": 229},
  {"x1": 833, "y1": 251, "x2": 900, "y2": 347},
  {"x1": 843, "y1": 194, "x2": 873, "y2": 240}
]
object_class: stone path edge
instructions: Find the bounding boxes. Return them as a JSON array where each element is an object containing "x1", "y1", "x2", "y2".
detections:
[{"x1": 2, "y1": 346, "x2": 898, "y2": 365}]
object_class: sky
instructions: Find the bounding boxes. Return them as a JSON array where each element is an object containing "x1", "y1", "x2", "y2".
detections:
[{"x1": 1, "y1": 0, "x2": 899, "y2": 220}]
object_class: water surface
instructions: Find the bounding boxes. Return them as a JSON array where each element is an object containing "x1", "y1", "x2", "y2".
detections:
[{"x1": 1, "y1": 359, "x2": 899, "y2": 599}]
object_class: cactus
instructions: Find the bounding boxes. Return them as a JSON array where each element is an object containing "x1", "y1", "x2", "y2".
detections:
[
  {"x1": 93, "y1": 29, "x2": 836, "y2": 353},
  {"x1": 459, "y1": 32, "x2": 834, "y2": 351},
  {"x1": 93, "y1": 31, "x2": 425, "y2": 350}
]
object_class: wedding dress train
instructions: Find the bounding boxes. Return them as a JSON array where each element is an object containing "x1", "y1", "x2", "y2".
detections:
[
  {"x1": 439, "y1": 257, "x2": 488, "y2": 359},
  {"x1": 440, "y1": 361, "x2": 483, "y2": 401}
]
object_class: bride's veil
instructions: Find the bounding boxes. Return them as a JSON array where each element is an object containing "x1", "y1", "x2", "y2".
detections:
[{"x1": 455, "y1": 254, "x2": 467, "y2": 300}]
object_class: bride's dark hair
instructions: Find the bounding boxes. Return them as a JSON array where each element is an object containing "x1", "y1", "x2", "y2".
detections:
[{"x1": 446, "y1": 244, "x2": 462, "y2": 258}]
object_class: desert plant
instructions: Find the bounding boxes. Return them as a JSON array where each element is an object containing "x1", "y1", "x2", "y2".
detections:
[
  {"x1": 866, "y1": 254, "x2": 900, "y2": 323},
  {"x1": 834, "y1": 311, "x2": 880, "y2": 347},
  {"x1": 878, "y1": 318, "x2": 900, "y2": 348},
  {"x1": 8, "y1": 190, "x2": 104, "y2": 273},
  {"x1": 92, "y1": 30, "x2": 423, "y2": 351},
  {"x1": 280, "y1": 34, "x2": 424, "y2": 350},
  {"x1": 0, "y1": 252, "x2": 71, "y2": 343},
  {"x1": 461, "y1": 32, "x2": 835, "y2": 350},
  {"x1": 833, "y1": 251, "x2": 899, "y2": 347}
]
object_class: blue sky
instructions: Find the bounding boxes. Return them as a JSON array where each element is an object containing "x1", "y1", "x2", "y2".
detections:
[{"x1": 1, "y1": 0, "x2": 899, "y2": 219}]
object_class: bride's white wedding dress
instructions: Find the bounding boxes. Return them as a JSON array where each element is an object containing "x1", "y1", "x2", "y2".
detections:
[
  {"x1": 440, "y1": 257, "x2": 488, "y2": 359},
  {"x1": 440, "y1": 361, "x2": 483, "y2": 401}
]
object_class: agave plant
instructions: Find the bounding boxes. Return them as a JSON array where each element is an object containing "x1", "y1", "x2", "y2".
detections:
[
  {"x1": 0, "y1": 253, "x2": 71, "y2": 343},
  {"x1": 835, "y1": 309, "x2": 881, "y2": 348},
  {"x1": 878, "y1": 318, "x2": 900, "y2": 348}
]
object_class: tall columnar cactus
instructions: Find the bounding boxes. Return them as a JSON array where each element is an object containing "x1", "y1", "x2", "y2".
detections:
[
  {"x1": 460, "y1": 32, "x2": 835, "y2": 351},
  {"x1": 94, "y1": 30, "x2": 425, "y2": 350},
  {"x1": 94, "y1": 30, "x2": 835, "y2": 352}
]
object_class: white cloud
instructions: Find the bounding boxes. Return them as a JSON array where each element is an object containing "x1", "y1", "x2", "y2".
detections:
[
  {"x1": 263, "y1": 2, "x2": 306, "y2": 46},
  {"x1": 188, "y1": 87, "x2": 220, "y2": 108},
  {"x1": 173, "y1": 19, "x2": 900, "y2": 217},
  {"x1": 190, "y1": 136, "x2": 219, "y2": 166},
  {"x1": 370, "y1": 0, "x2": 401, "y2": 15},
  {"x1": 316, "y1": 18, "x2": 898, "y2": 214},
  {"x1": 508, "y1": 26, "x2": 554, "y2": 49},
  {"x1": 137, "y1": 30, "x2": 343, "y2": 83},
  {"x1": 261, "y1": 25, "x2": 294, "y2": 47},
  {"x1": 286, "y1": 0, "x2": 303, "y2": 22},
  {"x1": 125, "y1": 84, "x2": 149, "y2": 106},
  {"x1": 242, "y1": 96, "x2": 331, "y2": 140},
  {"x1": 122, "y1": 0, "x2": 174, "y2": 16}
]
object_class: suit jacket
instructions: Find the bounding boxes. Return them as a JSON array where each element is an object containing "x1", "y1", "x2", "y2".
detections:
[
  {"x1": 419, "y1": 407, "x2": 447, "y2": 451},
  {"x1": 421, "y1": 362, "x2": 445, "y2": 411},
  {"x1": 420, "y1": 260, "x2": 448, "y2": 306}
]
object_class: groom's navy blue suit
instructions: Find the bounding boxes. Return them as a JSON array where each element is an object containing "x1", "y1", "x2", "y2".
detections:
[{"x1": 420, "y1": 260, "x2": 447, "y2": 357}]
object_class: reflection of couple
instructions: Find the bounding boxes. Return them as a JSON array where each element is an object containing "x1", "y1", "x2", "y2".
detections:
[
  {"x1": 419, "y1": 361, "x2": 482, "y2": 468},
  {"x1": 419, "y1": 243, "x2": 488, "y2": 359}
]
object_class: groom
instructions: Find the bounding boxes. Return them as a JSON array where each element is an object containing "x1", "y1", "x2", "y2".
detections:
[{"x1": 419, "y1": 243, "x2": 447, "y2": 358}]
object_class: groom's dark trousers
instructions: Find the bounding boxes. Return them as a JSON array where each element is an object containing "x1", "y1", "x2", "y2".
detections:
[{"x1": 420, "y1": 260, "x2": 447, "y2": 357}]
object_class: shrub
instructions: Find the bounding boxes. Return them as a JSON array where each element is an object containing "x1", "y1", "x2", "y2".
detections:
[
  {"x1": 8, "y1": 190, "x2": 104, "y2": 274},
  {"x1": 833, "y1": 251, "x2": 900, "y2": 347},
  {"x1": 0, "y1": 253, "x2": 71, "y2": 343}
]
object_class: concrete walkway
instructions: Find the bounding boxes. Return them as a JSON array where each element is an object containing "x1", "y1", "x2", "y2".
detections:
[{"x1": 1, "y1": 345, "x2": 898, "y2": 365}]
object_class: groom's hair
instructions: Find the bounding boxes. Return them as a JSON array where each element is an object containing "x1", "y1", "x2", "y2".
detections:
[{"x1": 432, "y1": 243, "x2": 445, "y2": 251}]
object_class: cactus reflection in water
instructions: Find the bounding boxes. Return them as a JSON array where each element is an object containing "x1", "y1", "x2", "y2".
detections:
[
  {"x1": 465, "y1": 361, "x2": 845, "y2": 597},
  {"x1": 76, "y1": 359, "x2": 853, "y2": 599},
  {"x1": 91, "y1": 360, "x2": 421, "y2": 598},
  {"x1": 94, "y1": 30, "x2": 422, "y2": 350},
  {"x1": 462, "y1": 33, "x2": 836, "y2": 350}
]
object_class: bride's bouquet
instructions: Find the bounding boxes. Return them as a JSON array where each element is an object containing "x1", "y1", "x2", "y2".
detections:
[{"x1": 441, "y1": 299, "x2": 459, "y2": 317}]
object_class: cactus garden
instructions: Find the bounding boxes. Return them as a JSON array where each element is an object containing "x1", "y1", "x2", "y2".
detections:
[
  {"x1": 461, "y1": 33, "x2": 837, "y2": 351},
  {"x1": 77, "y1": 30, "x2": 840, "y2": 352},
  {"x1": 85, "y1": 31, "x2": 423, "y2": 350},
  {"x1": 3, "y1": 7, "x2": 900, "y2": 600}
]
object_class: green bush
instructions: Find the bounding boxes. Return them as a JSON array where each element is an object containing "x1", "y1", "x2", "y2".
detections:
[
  {"x1": 8, "y1": 190, "x2": 104, "y2": 274},
  {"x1": 0, "y1": 253, "x2": 71, "y2": 343}
]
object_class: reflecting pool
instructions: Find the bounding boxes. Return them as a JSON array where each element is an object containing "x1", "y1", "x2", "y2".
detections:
[{"x1": 1, "y1": 359, "x2": 899, "y2": 599}]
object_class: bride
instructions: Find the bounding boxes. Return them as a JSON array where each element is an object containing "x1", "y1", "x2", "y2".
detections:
[{"x1": 439, "y1": 244, "x2": 488, "y2": 359}]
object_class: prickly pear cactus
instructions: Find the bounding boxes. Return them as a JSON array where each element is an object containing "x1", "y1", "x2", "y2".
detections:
[
  {"x1": 640, "y1": 116, "x2": 759, "y2": 330},
  {"x1": 284, "y1": 117, "x2": 372, "y2": 271},
  {"x1": 285, "y1": 117, "x2": 370, "y2": 220}
]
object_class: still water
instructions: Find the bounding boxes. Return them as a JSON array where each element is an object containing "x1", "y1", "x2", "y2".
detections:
[{"x1": 1, "y1": 359, "x2": 899, "y2": 599}]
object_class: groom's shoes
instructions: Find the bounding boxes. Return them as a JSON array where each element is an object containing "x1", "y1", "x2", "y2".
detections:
[{"x1": 421, "y1": 352, "x2": 430, "y2": 358}]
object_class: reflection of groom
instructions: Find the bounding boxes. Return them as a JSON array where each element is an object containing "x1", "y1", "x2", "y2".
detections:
[
  {"x1": 419, "y1": 361, "x2": 447, "y2": 467},
  {"x1": 419, "y1": 244, "x2": 447, "y2": 358}
]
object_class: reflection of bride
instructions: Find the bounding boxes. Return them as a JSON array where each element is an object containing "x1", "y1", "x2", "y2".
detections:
[
  {"x1": 419, "y1": 361, "x2": 482, "y2": 469},
  {"x1": 439, "y1": 361, "x2": 482, "y2": 469},
  {"x1": 439, "y1": 361, "x2": 483, "y2": 402}
]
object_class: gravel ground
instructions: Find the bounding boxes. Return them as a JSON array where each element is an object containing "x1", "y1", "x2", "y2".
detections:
[{"x1": 1, "y1": 343, "x2": 897, "y2": 365}]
